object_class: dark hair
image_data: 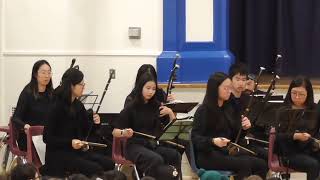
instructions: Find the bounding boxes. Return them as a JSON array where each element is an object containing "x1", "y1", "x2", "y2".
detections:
[
  {"x1": 135, "y1": 64, "x2": 158, "y2": 87},
  {"x1": 103, "y1": 170, "x2": 127, "y2": 180},
  {"x1": 30, "y1": 60, "x2": 53, "y2": 98},
  {"x1": 284, "y1": 75, "x2": 314, "y2": 109},
  {"x1": 10, "y1": 163, "x2": 37, "y2": 180},
  {"x1": 68, "y1": 174, "x2": 90, "y2": 180},
  {"x1": 203, "y1": 72, "x2": 230, "y2": 109},
  {"x1": 54, "y1": 68, "x2": 84, "y2": 105},
  {"x1": 228, "y1": 62, "x2": 248, "y2": 79},
  {"x1": 131, "y1": 72, "x2": 158, "y2": 106},
  {"x1": 202, "y1": 72, "x2": 230, "y2": 131}
]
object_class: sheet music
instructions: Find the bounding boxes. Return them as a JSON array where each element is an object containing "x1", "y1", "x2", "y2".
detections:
[{"x1": 32, "y1": 135, "x2": 46, "y2": 165}]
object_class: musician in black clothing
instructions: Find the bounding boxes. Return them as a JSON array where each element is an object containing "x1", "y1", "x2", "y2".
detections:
[
  {"x1": 12, "y1": 60, "x2": 54, "y2": 151},
  {"x1": 113, "y1": 72, "x2": 181, "y2": 180},
  {"x1": 124, "y1": 64, "x2": 174, "y2": 107},
  {"x1": 228, "y1": 62, "x2": 251, "y2": 112},
  {"x1": 276, "y1": 76, "x2": 320, "y2": 180},
  {"x1": 228, "y1": 63, "x2": 268, "y2": 160},
  {"x1": 43, "y1": 68, "x2": 114, "y2": 177},
  {"x1": 191, "y1": 72, "x2": 268, "y2": 180}
]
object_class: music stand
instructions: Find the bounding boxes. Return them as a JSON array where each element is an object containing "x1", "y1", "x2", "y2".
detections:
[
  {"x1": 276, "y1": 108, "x2": 318, "y2": 134},
  {"x1": 79, "y1": 93, "x2": 99, "y2": 110},
  {"x1": 164, "y1": 102, "x2": 198, "y2": 113},
  {"x1": 157, "y1": 119, "x2": 193, "y2": 141}
]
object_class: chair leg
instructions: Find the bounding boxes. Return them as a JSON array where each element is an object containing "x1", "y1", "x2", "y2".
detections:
[
  {"x1": 133, "y1": 165, "x2": 140, "y2": 180},
  {"x1": 114, "y1": 163, "x2": 123, "y2": 171},
  {"x1": 21, "y1": 157, "x2": 27, "y2": 164}
]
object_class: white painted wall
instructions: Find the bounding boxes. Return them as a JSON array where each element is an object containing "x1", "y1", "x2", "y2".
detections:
[
  {"x1": 0, "y1": 0, "x2": 163, "y2": 125},
  {"x1": 186, "y1": 0, "x2": 214, "y2": 42}
]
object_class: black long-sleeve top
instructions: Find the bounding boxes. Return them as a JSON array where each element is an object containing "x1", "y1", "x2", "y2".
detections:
[
  {"x1": 12, "y1": 84, "x2": 52, "y2": 130},
  {"x1": 191, "y1": 102, "x2": 243, "y2": 154},
  {"x1": 43, "y1": 98, "x2": 98, "y2": 152},
  {"x1": 114, "y1": 102, "x2": 169, "y2": 145},
  {"x1": 276, "y1": 103, "x2": 320, "y2": 155}
]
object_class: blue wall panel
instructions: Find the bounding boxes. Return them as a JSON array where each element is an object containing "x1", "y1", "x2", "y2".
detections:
[{"x1": 157, "y1": 0, "x2": 234, "y2": 83}]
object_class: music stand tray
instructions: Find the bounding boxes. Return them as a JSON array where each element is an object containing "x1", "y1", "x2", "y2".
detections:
[
  {"x1": 157, "y1": 119, "x2": 193, "y2": 141},
  {"x1": 165, "y1": 102, "x2": 198, "y2": 113}
]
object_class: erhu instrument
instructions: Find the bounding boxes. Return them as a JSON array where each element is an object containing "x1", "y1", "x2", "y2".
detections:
[
  {"x1": 70, "y1": 58, "x2": 76, "y2": 68},
  {"x1": 227, "y1": 66, "x2": 265, "y2": 155},
  {"x1": 165, "y1": 54, "x2": 180, "y2": 102},
  {"x1": 263, "y1": 55, "x2": 282, "y2": 103},
  {"x1": 82, "y1": 70, "x2": 115, "y2": 150}
]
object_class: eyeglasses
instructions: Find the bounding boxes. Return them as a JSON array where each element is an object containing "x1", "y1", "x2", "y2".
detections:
[
  {"x1": 38, "y1": 70, "x2": 52, "y2": 77},
  {"x1": 78, "y1": 82, "x2": 86, "y2": 87},
  {"x1": 291, "y1": 91, "x2": 307, "y2": 98}
]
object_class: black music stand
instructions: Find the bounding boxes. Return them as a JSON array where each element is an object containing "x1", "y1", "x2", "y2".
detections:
[
  {"x1": 276, "y1": 108, "x2": 318, "y2": 133},
  {"x1": 165, "y1": 102, "x2": 198, "y2": 113},
  {"x1": 157, "y1": 119, "x2": 193, "y2": 141},
  {"x1": 79, "y1": 93, "x2": 99, "y2": 110}
]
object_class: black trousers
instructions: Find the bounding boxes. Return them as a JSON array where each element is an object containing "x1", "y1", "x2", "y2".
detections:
[
  {"x1": 45, "y1": 150, "x2": 114, "y2": 177},
  {"x1": 286, "y1": 153, "x2": 320, "y2": 180},
  {"x1": 246, "y1": 143, "x2": 269, "y2": 161},
  {"x1": 125, "y1": 143, "x2": 182, "y2": 180},
  {"x1": 197, "y1": 150, "x2": 268, "y2": 180}
]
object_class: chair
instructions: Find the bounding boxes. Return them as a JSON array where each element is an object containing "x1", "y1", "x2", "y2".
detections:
[
  {"x1": 186, "y1": 129, "x2": 235, "y2": 178},
  {"x1": 7, "y1": 121, "x2": 44, "y2": 170},
  {"x1": 8, "y1": 121, "x2": 28, "y2": 162},
  {"x1": 26, "y1": 126, "x2": 44, "y2": 169},
  {"x1": 112, "y1": 136, "x2": 140, "y2": 180},
  {"x1": 268, "y1": 127, "x2": 295, "y2": 179}
]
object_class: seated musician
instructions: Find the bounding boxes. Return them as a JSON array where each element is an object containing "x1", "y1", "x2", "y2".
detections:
[
  {"x1": 43, "y1": 68, "x2": 114, "y2": 177},
  {"x1": 191, "y1": 72, "x2": 268, "y2": 180},
  {"x1": 228, "y1": 62, "x2": 251, "y2": 112},
  {"x1": 12, "y1": 60, "x2": 54, "y2": 151},
  {"x1": 124, "y1": 64, "x2": 174, "y2": 107},
  {"x1": 113, "y1": 72, "x2": 181, "y2": 180},
  {"x1": 275, "y1": 76, "x2": 320, "y2": 180},
  {"x1": 228, "y1": 63, "x2": 268, "y2": 160}
]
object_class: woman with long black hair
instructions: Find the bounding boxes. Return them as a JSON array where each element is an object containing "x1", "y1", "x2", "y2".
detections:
[
  {"x1": 124, "y1": 64, "x2": 174, "y2": 107},
  {"x1": 43, "y1": 68, "x2": 114, "y2": 177},
  {"x1": 191, "y1": 72, "x2": 268, "y2": 180},
  {"x1": 12, "y1": 60, "x2": 54, "y2": 151},
  {"x1": 276, "y1": 76, "x2": 320, "y2": 180},
  {"x1": 113, "y1": 72, "x2": 181, "y2": 180}
]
